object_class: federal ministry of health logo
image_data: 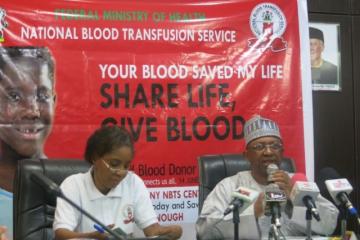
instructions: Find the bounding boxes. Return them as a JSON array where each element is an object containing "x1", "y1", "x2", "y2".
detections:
[
  {"x1": 0, "y1": 8, "x2": 9, "y2": 43},
  {"x1": 248, "y1": 3, "x2": 287, "y2": 52}
]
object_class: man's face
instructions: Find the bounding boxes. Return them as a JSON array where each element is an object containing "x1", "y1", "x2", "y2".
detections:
[
  {"x1": 244, "y1": 136, "x2": 283, "y2": 178},
  {"x1": 93, "y1": 146, "x2": 133, "y2": 191},
  {"x1": 0, "y1": 57, "x2": 55, "y2": 157},
  {"x1": 310, "y1": 38, "x2": 324, "y2": 64}
]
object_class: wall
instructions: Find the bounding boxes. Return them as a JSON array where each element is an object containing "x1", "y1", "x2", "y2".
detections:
[{"x1": 308, "y1": 0, "x2": 359, "y2": 232}]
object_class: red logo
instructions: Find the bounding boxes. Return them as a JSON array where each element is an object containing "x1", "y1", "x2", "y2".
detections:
[{"x1": 123, "y1": 206, "x2": 135, "y2": 224}]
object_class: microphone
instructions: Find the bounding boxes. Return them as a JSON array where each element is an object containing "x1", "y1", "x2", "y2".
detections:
[
  {"x1": 224, "y1": 186, "x2": 259, "y2": 216},
  {"x1": 325, "y1": 178, "x2": 358, "y2": 216},
  {"x1": 264, "y1": 184, "x2": 287, "y2": 227},
  {"x1": 317, "y1": 167, "x2": 338, "y2": 201},
  {"x1": 31, "y1": 171, "x2": 63, "y2": 197},
  {"x1": 265, "y1": 164, "x2": 287, "y2": 227},
  {"x1": 30, "y1": 172, "x2": 126, "y2": 240},
  {"x1": 266, "y1": 163, "x2": 279, "y2": 183},
  {"x1": 289, "y1": 173, "x2": 320, "y2": 221},
  {"x1": 318, "y1": 167, "x2": 358, "y2": 217}
]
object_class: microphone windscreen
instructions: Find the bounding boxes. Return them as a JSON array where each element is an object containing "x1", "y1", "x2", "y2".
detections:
[
  {"x1": 266, "y1": 163, "x2": 279, "y2": 176},
  {"x1": 318, "y1": 167, "x2": 341, "y2": 181},
  {"x1": 291, "y1": 173, "x2": 308, "y2": 185},
  {"x1": 316, "y1": 167, "x2": 341, "y2": 202},
  {"x1": 31, "y1": 172, "x2": 62, "y2": 197}
]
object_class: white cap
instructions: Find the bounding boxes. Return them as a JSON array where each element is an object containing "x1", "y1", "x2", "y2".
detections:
[{"x1": 244, "y1": 115, "x2": 281, "y2": 145}]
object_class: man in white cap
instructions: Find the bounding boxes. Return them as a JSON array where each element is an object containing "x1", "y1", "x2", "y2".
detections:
[{"x1": 196, "y1": 115, "x2": 339, "y2": 239}]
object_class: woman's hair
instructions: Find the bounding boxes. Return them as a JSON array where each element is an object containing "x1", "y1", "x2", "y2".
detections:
[
  {"x1": 0, "y1": 46, "x2": 55, "y2": 84},
  {"x1": 84, "y1": 125, "x2": 134, "y2": 164}
]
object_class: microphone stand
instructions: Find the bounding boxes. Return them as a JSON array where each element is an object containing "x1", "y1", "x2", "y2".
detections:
[
  {"x1": 62, "y1": 193, "x2": 169, "y2": 240},
  {"x1": 31, "y1": 172, "x2": 168, "y2": 240},
  {"x1": 225, "y1": 198, "x2": 243, "y2": 240},
  {"x1": 268, "y1": 224, "x2": 286, "y2": 240},
  {"x1": 305, "y1": 208, "x2": 313, "y2": 240},
  {"x1": 267, "y1": 203, "x2": 286, "y2": 240},
  {"x1": 268, "y1": 224, "x2": 279, "y2": 240},
  {"x1": 339, "y1": 207, "x2": 348, "y2": 240},
  {"x1": 233, "y1": 204, "x2": 240, "y2": 240},
  {"x1": 59, "y1": 193, "x2": 125, "y2": 240}
]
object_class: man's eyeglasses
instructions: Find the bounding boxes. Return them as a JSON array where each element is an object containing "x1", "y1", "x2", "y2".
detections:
[
  {"x1": 102, "y1": 159, "x2": 128, "y2": 174},
  {"x1": 248, "y1": 142, "x2": 283, "y2": 152}
]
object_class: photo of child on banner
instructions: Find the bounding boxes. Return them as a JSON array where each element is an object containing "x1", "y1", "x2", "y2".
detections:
[{"x1": 0, "y1": 46, "x2": 56, "y2": 239}]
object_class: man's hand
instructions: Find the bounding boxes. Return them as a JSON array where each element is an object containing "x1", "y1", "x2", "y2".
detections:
[
  {"x1": 270, "y1": 170, "x2": 293, "y2": 198},
  {"x1": 254, "y1": 193, "x2": 265, "y2": 218}
]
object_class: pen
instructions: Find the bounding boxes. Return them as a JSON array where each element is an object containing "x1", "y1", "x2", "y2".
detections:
[{"x1": 93, "y1": 224, "x2": 105, "y2": 234}]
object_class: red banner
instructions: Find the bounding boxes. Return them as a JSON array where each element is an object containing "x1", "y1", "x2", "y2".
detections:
[{"x1": 0, "y1": 0, "x2": 312, "y2": 238}]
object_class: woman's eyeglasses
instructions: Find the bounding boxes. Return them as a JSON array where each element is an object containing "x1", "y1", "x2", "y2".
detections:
[{"x1": 102, "y1": 159, "x2": 128, "y2": 174}]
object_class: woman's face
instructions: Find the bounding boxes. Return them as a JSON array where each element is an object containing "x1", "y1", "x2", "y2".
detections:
[
  {"x1": 0, "y1": 57, "x2": 55, "y2": 157},
  {"x1": 93, "y1": 146, "x2": 133, "y2": 192}
]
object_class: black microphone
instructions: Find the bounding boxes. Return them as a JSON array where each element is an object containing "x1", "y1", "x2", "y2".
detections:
[
  {"x1": 318, "y1": 167, "x2": 360, "y2": 227},
  {"x1": 30, "y1": 172, "x2": 126, "y2": 240},
  {"x1": 318, "y1": 168, "x2": 357, "y2": 213},
  {"x1": 303, "y1": 196, "x2": 321, "y2": 221},
  {"x1": 265, "y1": 164, "x2": 287, "y2": 227},
  {"x1": 265, "y1": 184, "x2": 287, "y2": 227},
  {"x1": 223, "y1": 186, "x2": 259, "y2": 216},
  {"x1": 31, "y1": 171, "x2": 63, "y2": 197},
  {"x1": 224, "y1": 198, "x2": 244, "y2": 216},
  {"x1": 266, "y1": 163, "x2": 279, "y2": 184},
  {"x1": 290, "y1": 173, "x2": 321, "y2": 221},
  {"x1": 317, "y1": 167, "x2": 339, "y2": 202}
]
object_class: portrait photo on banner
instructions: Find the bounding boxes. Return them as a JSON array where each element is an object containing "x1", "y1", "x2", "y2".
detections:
[
  {"x1": 0, "y1": 46, "x2": 56, "y2": 240},
  {"x1": 309, "y1": 22, "x2": 341, "y2": 91}
]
